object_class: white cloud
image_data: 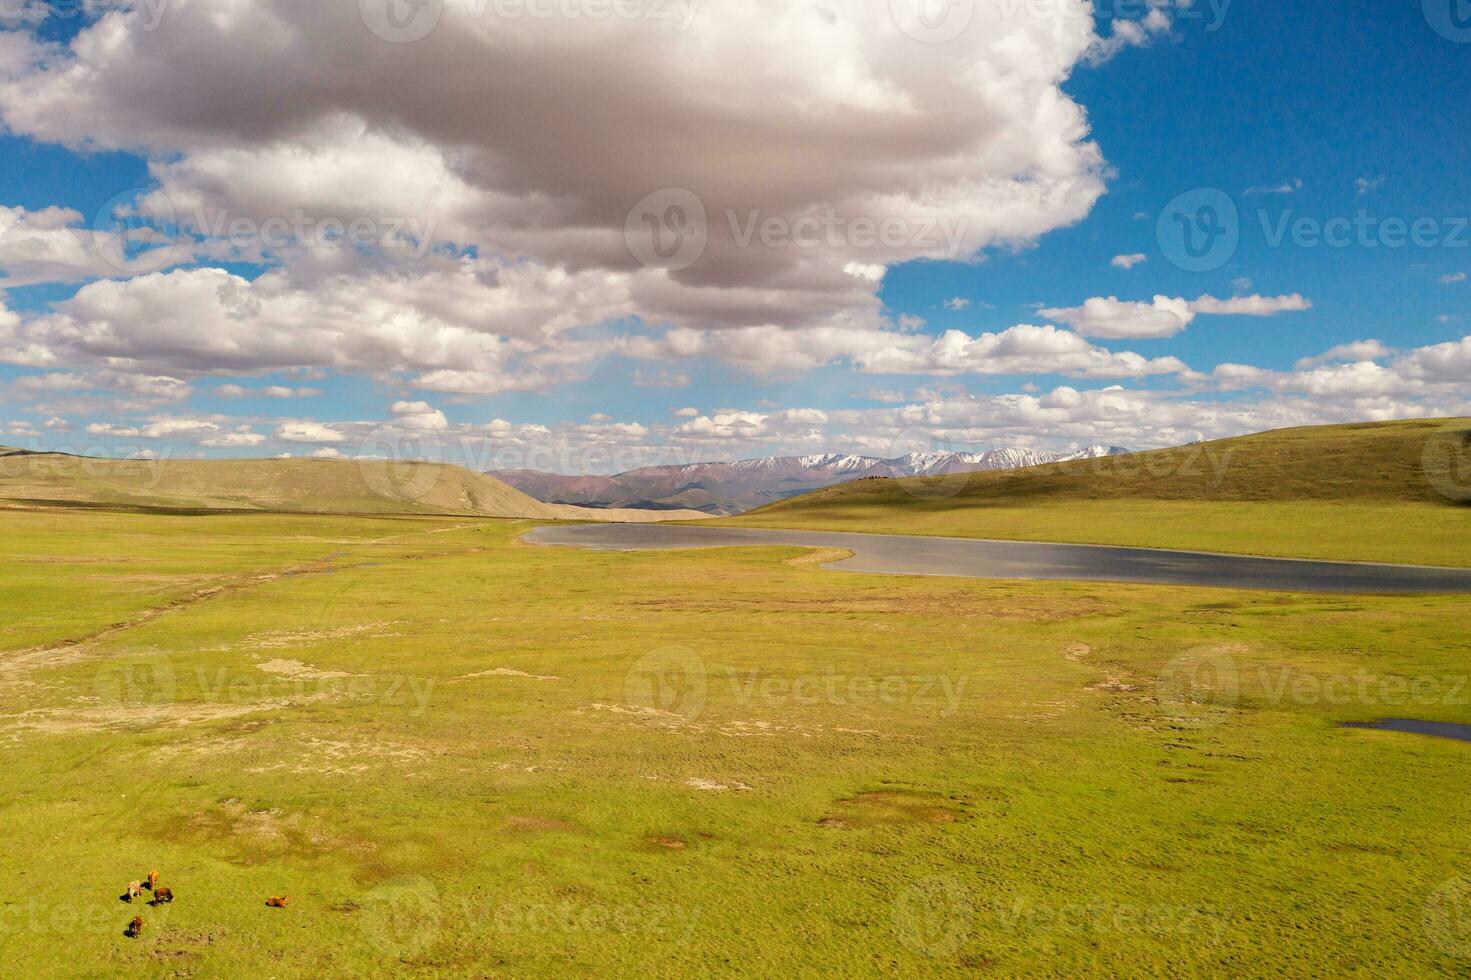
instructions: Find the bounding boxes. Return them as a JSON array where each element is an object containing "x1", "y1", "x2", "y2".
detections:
[
  {"x1": 86, "y1": 422, "x2": 141, "y2": 438},
  {"x1": 0, "y1": 204, "x2": 193, "y2": 287},
  {"x1": 276, "y1": 421, "x2": 346, "y2": 444},
  {"x1": 0, "y1": 0, "x2": 1112, "y2": 340},
  {"x1": 624, "y1": 321, "x2": 1189, "y2": 379},
  {"x1": 944, "y1": 298, "x2": 972, "y2": 311},
  {"x1": 1400, "y1": 336, "x2": 1471, "y2": 384},
  {"x1": 1041, "y1": 294, "x2": 1311, "y2": 339},
  {"x1": 850, "y1": 324, "x2": 1190, "y2": 378},
  {"x1": 1188, "y1": 294, "x2": 1312, "y2": 316},
  {"x1": 201, "y1": 430, "x2": 266, "y2": 448},
  {"x1": 138, "y1": 418, "x2": 220, "y2": 440},
  {"x1": 6, "y1": 262, "x2": 629, "y2": 393},
  {"x1": 33, "y1": 329, "x2": 1469, "y2": 472},
  {"x1": 1110, "y1": 253, "x2": 1147, "y2": 270},
  {"x1": 391, "y1": 400, "x2": 449, "y2": 430},
  {"x1": 677, "y1": 411, "x2": 770, "y2": 440},
  {"x1": 1440, "y1": 272, "x2": 1467, "y2": 285},
  {"x1": 1356, "y1": 176, "x2": 1386, "y2": 195},
  {"x1": 1294, "y1": 340, "x2": 1391, "y2": 370},
  {"x1": 217, "y1": 383, "x2": 321, "y2": 399},
  {"x1": 1244, "y1": 178, "x2": 1303, "y2": 196},
  {"x1": 1039, "y1": 295, "x2": 1194, "y2": 339},
  {"x1": 1087, "y1": 6, "x2": 1174, "y2": 64}
]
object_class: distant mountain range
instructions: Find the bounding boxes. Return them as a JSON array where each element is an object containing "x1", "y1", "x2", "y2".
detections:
[{"x1": 492, "y1": 445, "x2": 1131, "y2": 515}]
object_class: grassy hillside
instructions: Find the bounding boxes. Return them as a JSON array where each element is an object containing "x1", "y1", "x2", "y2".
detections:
[
  {"x1": 0, "y1": 452, "x2": 705, "y2": 522},
  {"x1": 723, "y1": 419, "x2": 1471, "y2": 565},
  {"x1": 2, "y1": 507, "x2": 1469, "y2": 975}
]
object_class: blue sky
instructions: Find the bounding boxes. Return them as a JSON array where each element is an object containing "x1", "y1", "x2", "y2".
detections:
[{"x1": 0, "y1": 0, "x2": 1467, "y2": 471}]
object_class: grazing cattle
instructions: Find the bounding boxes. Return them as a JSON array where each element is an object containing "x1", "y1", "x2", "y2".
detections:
[
  {"x1": 266, "y1": 896, "x2": 289, "y2": 908},
  {"x1": 150, "y1": 887, "x2": 174, "y2": 905},
  {"x1": 125, "y1": 881, "x2": 143, "y2": 902},
  {"x1": 125, "y1": 916, "x2": 144, "y2": 938},
  {"x1": 145, "y1": 871, "x2": 159, "y2": 891}
]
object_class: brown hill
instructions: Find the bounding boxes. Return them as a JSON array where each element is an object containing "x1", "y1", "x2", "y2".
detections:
[{"x1": 0, "y1": 452, "x2": 708, "y2": 521}]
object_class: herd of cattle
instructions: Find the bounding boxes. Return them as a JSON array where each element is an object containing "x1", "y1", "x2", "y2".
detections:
[{"x1": 120, "y1": 870, "x2": 288, "y2": 939}]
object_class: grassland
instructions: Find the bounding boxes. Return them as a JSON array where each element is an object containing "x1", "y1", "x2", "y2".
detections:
[
  {"x1": 3, "y1": 504, "x2": 1470, "y2": 976},
  {"x1": 722, "y1": 419, "x2": 1471, "y2": 566}
]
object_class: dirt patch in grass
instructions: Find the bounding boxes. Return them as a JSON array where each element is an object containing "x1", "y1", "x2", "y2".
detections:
[
  {"x1": 256, "y1": 659, "x2": 353, "y2": 681},
  {"x1": 685, "y1": 778, "x2": 752, "y2": 792},
  {"x1": 15, "y1": 556, "x2": 149, "y2": 564},
  {"x1": 624, "y1": 593, "x2": 1110, "y2": 622},
  {"x1": 162, "y1": 800, "x2": 378, "y2": 863},
  {"x1": 456, "y1": 667, "x2": 560, "y2": 682},
  {"x1": 819, "y1": 790, "x2": 965, "y2": 829},
  {"x1": 503, "y1": 815, "x2": 578, "y2": 833},
  {"x1": 645, "y1": 835, "x2": 688, "y2": 850},
  {"x1": 1087, "y1": 676, "x2": 1141, "y2": 693},
  {"x1": 239, "y1": 623, "x2": 399, "y2": 650},
  {"x1": 1, "y1": 699, "x2": 292, "y2": 738},
  {"x1": 244, "y1": 737, "x2": 432, "y2": 777},
  {"x1": 784, "y1": 547, "x2": 855, "y2": 568}
]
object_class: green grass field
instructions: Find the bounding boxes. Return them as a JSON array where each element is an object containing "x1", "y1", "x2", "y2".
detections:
[
  {"x1": 722, "y1": 419, "x2": 1471, "y2": 566},
  {"x1": 3, "y1": 502, "x2": 1470, "y2": 976}
]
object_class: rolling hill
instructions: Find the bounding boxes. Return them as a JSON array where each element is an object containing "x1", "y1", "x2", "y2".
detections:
[
  {"x1": 0, "y1": 451, "x2": 707, "y2": 521},
  {"x1": 721, "y1": 419, "x2": 1471, "y2": 565}
]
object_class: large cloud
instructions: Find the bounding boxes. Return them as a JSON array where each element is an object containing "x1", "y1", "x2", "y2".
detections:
[
  {"x1": 0, "y1": 0, "x2": 1109, "y2": 337},
  {"x1": 12, "y1": 259, "x2": 632, "y2": 392},
  {"x1": 617, "y1": 321, "x2": 1190, "y2": 379}
]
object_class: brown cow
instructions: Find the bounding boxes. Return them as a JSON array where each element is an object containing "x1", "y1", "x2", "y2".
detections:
[
  {"x1": 125, "y1": 916, "x2": 144, "y2": 938},
  {"x1": 145, "y1": 870, "x2": 159, "y2": 891},
  {"x1": 150, "y1": 887, "x2": 173, "y2": 905},
  {"x1": 266, "y1": 896, "x2": 289, "y2": 908}
]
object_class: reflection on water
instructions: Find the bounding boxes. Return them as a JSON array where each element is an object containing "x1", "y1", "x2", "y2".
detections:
[
  {"x1": 1340, "y1": 719, "x2": 1471, "y2": 743},
  {"x1": 525, "y1": 523, "x2": 1471, "y2": 594}
]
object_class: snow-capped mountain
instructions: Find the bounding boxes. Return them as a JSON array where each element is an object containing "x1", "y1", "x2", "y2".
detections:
[{"x1": 493, "y1": 445, "x2": 1130, "y2": 516}]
